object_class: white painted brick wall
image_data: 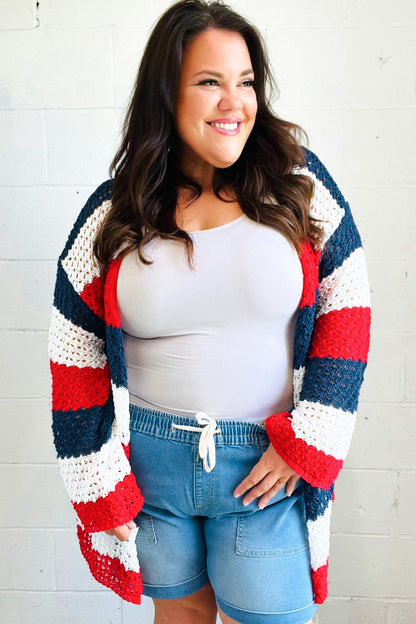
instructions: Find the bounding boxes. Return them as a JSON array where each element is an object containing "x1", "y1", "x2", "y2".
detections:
[{"x1": 1, "y1": 0, "x2": 415, "y2": 622}]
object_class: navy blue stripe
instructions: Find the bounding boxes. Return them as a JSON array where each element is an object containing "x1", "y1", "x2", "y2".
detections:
[
  {"x1": 52, "y1": 399, "x2": 114, "y2": 459},
  {"x1": 60, "y1": 179, "x2": 112, "y2": 261},
  {"x1": 303, "y1": 148, "x2": 348, "y2": 211},
  {"x1": 105, "y1": 325, "x2": 128, "y2": 387},
  {"x1": 294, "y1": 304, "x2": 317, "y2": 369},
  {"x1": 304, "y1": 483, "x2": 334, "y2": 520},
  {"x1": 300, "y1": 357, "x2": 366, "y2": 412},
  {"x1": 303, "y1": 148, "x2": 363, "y2": 280},
  {"x1": 319, "y1": 206, "x2": 363, "y2": 281},
  {"x1": 53, "y1": 262, "x2": 105, "y2": 340}
]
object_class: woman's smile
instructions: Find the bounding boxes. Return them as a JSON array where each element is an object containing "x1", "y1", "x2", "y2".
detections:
[{"x1": 206, "y1": 118, "x2": 243, "y2": 134}]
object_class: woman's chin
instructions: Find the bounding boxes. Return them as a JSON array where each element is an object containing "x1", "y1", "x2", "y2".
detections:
[{"x1": 211, "y1": 152, "x2": 243, "y2": 169}]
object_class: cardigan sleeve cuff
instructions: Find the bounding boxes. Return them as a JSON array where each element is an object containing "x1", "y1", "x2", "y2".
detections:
[
  {"x1": 265, "y1": 412, "x2": 343, "y2": 490},
  {"x1": 73, "y1": 472, "x2": 144, "y2": 533}
]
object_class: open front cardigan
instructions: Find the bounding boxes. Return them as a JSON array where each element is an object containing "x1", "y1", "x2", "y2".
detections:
[{"x1": 48, "y1": 149, "x2": 371, "y2": 605}]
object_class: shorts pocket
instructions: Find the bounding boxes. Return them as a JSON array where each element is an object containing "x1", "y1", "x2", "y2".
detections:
[
  {"x1": 135, "y1": 511, "x2": 157, "y2": 544},
  {"x1": 236, "y1": 500, "x2": 309, "y2": 557}
]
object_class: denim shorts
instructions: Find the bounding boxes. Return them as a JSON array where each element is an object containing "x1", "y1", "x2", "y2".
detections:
[{"x1": 129, "y1": 404, "x2": 317, "y2": 624}]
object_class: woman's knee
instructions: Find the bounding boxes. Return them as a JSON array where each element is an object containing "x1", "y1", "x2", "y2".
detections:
[{"x1": 153, "y1": 582, "x2": 218, "y2": 624}]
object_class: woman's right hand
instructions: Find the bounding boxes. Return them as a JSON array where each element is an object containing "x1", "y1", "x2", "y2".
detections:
[{"x1": 105, "y1": 520, "x2": 136, "y2": 541}]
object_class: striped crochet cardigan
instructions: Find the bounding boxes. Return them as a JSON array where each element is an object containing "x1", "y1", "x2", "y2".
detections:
[{"x1": 49, "y1": 149, "x2": 371, "y2": 605}]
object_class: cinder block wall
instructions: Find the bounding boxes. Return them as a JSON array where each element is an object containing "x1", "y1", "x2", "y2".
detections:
[{"x1": 1, "y1": 1, "x2": 415, "y2": 622}]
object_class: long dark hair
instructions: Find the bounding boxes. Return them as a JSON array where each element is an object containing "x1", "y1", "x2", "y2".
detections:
[{"x1": 94, "y1": 0, "x2": 322, "y2": 271}]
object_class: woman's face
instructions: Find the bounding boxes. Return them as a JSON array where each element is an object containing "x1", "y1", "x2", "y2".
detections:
[{"x1": 176, "y1": 28, "x2": 258, "y2": 177}]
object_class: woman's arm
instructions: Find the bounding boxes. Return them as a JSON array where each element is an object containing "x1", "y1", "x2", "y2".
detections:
[
  {"x1": 49, "y1": 181, "x2": 144, "y2": 533},
  {"x1": 265, "y1": 151, "x2": 371, "y2": 490},
  {"x1": 235, "y1": 152, "x2": 371, "y2": 502}
]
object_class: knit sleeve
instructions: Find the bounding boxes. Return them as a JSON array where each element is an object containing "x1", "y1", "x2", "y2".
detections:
[
  {"x1": 48, "y1": 181, "x2": 144, "y2": 532},
  {"x1": 265, "y1": 151, "x2": 371, "y2": 489}
]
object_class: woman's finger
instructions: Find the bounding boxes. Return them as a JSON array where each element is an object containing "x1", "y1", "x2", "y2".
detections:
[
  {"x1": 233, "y1": 462, "x2": 269, "y2": 498},
  {"x1": 258, "y1": 481, "x2": 287, "y2": 509},
  {"x1": 240, "y1": 472, "x2": 278, "y2": 507},
  {"x1": 285, "y1": 474, "x2": 300, "y2": 497}
]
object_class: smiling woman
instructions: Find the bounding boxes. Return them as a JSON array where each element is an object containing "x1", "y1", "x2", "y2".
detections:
[{"x1": 48, "y1": 2, "x2": 371, "y2": 624}]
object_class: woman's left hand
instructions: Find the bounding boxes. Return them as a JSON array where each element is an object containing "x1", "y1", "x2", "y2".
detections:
[
  {"x1": 105, "y1": 520, "x2": 136, "y2": 541},
  {"x1": 233, "y1": 445, "x2": 299, "y2": 509}
]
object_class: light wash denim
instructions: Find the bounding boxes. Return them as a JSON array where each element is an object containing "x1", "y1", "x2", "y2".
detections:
[{"x1": 129, "y1": 404, "x2": 317, "y2": 624}]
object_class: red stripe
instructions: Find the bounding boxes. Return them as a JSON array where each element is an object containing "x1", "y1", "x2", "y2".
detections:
[
  {"x1": 309, "y1": 307, "x2": 371, "y2": 362},
  {"x1": 104, "y1": 258, "x2": 122, "y2": 328},
  {"x1": 265, "y1": 413, "x2": 342, "y2": 490},
  {"x1": 78, "y1": 525, "x2": 143, "y2": 604},
  {"x1": 51, "y1": 361, "x2": 110, "y2": 411},
  {"x1": 299, "y1": 241, "x2": 320, "y2": 309},
  {"x1": 73, "y1": 472, "x2": 144, "y2": 533},
  {"x1": 80, "y1": 276, "x2": 105, "y2": 320},
  {"x1": 122, "y1": 443, "x2": 131, "y2": 460},
  {"x1": 311, "y1": 561, "x2": 328, "y2": 604}
]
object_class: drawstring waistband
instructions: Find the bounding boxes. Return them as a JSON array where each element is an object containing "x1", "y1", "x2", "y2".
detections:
[{"x1": 171, "y1": 412, "x2": 221, "y2": 473}]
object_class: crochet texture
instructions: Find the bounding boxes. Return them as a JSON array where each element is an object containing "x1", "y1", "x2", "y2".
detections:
[{"x1": 49, "y1": 149, "x2": 371, "y2": 605}]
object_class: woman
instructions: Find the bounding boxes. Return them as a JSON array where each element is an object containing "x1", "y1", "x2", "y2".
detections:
[{"x1": 49, "y1": 1, "x2": 371, "y2": 623}]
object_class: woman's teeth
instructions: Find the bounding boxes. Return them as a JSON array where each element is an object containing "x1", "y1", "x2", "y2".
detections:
[{"x1": 210, "y1": 122, "x2": 238, "y2": 130}]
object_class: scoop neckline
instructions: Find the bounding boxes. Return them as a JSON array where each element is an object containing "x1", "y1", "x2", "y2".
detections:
[{"x1": 188, "y1": 213, "x2": 246, "y2": 235}]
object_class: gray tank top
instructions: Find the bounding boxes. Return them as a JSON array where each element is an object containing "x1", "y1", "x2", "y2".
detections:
[{"x1": 117, "y1": 214, "x2": 303, "y2": 423}]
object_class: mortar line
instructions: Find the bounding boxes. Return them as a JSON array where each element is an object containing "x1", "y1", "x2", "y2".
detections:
[{"x1": 0, "y1": 460, "x2": 57, "y2": 466}]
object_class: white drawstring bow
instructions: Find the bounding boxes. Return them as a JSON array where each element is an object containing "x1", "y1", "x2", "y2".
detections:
[{"x1": 172, "y1": 412, "x2": 221, "y2": 473}]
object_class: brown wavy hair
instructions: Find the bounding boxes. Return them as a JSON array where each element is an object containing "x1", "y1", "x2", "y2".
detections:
[{"x1": 94, "y1": 0, "x2": 322, "y2": 272}]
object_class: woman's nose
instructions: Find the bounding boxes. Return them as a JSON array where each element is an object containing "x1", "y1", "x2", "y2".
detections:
[{"x1": 218, "y1": 87, "x2": 243, "y2": 112}]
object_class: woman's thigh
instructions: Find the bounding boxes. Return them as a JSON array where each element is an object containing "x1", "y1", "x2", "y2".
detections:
[
  {"x1": 129, "y1": 422, "x2": 210, "y2": 598},
  {"x1": 204, "y1": 479, "x2": 316, "y2": 624}
]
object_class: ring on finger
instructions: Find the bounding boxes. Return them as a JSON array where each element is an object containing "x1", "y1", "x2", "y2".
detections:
[{"x1": 277, "y1": 479, "x2": 286, "y2": 487}]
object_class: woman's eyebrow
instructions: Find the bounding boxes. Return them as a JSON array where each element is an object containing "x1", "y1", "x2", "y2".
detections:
[{"x1": 191, "y1": 68, "x2": 254, "y2": 78}]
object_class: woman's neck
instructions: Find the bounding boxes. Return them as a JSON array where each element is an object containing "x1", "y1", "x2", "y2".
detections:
[{"x1": 176, "y1": 187, "x2": 243, "y2": 233}]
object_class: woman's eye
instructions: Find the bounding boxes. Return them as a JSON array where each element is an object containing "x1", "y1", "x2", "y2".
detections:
[
  {"x1": 198, "y1": 79, "x2": 218, "y2": 86},
  {"x1": 197, "y1": 78, "x2": 255, "y2": 88}
]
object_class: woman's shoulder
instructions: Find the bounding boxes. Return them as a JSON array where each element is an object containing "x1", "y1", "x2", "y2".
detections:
[
  {"x1": 73, "y1": 179, "x2": 113, "y2": 228},
  {"x1": 59, "y1": 180, "x2": 113, "y2": 261},
  {"x1": 79, "y1": 179, "x2": 113, "y2": 223},
  {"x1": 90, "y1": 178, "x2": 113, "y2": 200},
  {"x1": 300, "y1": 148, "x2": 348, "y2": 211},
  {"x1": 297, "y1": 147, "x2": 353, "y2": 248}
]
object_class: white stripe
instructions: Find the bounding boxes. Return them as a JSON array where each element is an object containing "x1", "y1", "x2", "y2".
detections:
[
  {"x1": 291, "y1": 400, "x2": 356, "y2": 460},
  {"x1": 59, "y1": 426, "x2": 130, "y2": 503},
  {"x1": 90, "y1": 528, "x2": 140, "y2": 573},
  {"x1": 292, "y1": 366, "x2": 305, "y2": 408},
  {"x1": 61, "y1": 199, "x2": 111, "y2": 295},
  {"x1": 307, "y1": 501, "x2": 332, "y2": 571},
  {"x1": 317, "y1": 247, "x2": 371, "y2": 318},
  {"x1": 48, "y1": 306, "x2": 107, "y2": 369},
  {"x1": 112, "y1": 383, "x2": 131, "y2": 445},
  {"x1": 297, "y1": 167, "x2": 344, "y2": 247}
]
